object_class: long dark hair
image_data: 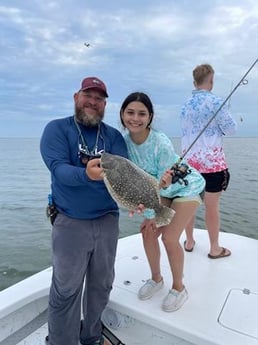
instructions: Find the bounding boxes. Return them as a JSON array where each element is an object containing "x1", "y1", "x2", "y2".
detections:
[{"x1": 120, "y1": 92, "x2": 154, "y2": 128}]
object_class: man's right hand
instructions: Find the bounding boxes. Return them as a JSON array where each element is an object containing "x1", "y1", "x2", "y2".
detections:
[{"x1": 86, "y1": 158, "x2": 103, "y2": 180}]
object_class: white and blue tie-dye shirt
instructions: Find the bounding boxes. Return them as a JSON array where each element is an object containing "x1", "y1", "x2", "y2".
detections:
[
  {"x1": 124, "y1": 129, "x2": 205, "y2": 200},
  {"x1": 181, "y1": 90, "x2": 237, "y2": 173}
]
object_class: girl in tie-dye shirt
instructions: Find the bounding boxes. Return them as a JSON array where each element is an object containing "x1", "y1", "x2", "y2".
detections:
[{"x1": 120, "y1": 92, "x2": 205, "y2": 312}]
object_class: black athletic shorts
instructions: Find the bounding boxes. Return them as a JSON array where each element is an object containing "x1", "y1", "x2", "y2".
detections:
[{"x1": 201, "y1": 169, "x2": 230, "y2": 193}]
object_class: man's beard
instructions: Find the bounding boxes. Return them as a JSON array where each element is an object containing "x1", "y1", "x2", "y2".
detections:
[{"x1": 75, "y1": 105, "x2": 104, "y2": 127}]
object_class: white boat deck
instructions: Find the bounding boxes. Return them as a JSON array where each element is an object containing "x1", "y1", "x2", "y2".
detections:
[
  {"x1": 0, "y1": 229, "x2": 258, "y2": 345},
  {"x1": 108, "y1": 229, "x2": 258, "y2": 345}
]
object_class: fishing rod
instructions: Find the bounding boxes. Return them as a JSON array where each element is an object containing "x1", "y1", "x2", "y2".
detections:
[{"x1": 171, "y1": 58, "x2": 258, "y2": 185}]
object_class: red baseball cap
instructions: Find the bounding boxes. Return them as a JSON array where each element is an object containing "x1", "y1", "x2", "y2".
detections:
[{"x1": 79, "y1": 77, "x2": 108, "y2": 97}]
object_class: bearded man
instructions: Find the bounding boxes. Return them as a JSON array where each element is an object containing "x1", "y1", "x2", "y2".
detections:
[{"x1": 40, "y1": 77, "x2": 128, "y2": 345}]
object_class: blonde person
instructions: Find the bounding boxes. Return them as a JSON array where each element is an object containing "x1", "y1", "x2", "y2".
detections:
[
  {"x1": 181, "y1": 64, "x2": 237, "y2": 258},
  {"x1": 119, "y1": 92, "x2": 205, "y2": 312}
]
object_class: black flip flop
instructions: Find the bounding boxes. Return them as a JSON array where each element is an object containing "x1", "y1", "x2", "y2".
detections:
[
  {"x1": 208, "y1": 247, "x2": 231, "y2": 259},
  {"x1": 184, "y1": 240, "x2": 195, "y2": 252}
]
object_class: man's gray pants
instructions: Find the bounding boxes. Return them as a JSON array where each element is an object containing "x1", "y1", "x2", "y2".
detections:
[{"x1": 47, "y1": 212, "x2": 119, "y2": 345}]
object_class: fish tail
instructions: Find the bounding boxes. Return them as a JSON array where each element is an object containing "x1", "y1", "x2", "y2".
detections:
[{"x1": 155, "y1": 206, "x2": 175, "y2": 227}]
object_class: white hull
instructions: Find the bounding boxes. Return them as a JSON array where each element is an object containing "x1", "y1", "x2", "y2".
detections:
[{"x1": 1, "y1": 229, "x2": 258, "y2": 345}]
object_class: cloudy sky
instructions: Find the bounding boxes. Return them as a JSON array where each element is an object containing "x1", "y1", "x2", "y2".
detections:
[{"x1": 0, "y1": 0, "x2": 258, "y2": 138}]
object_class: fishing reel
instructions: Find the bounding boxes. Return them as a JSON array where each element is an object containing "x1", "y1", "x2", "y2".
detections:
[{"x1": 171, "y1": 163, "x2": 191, "y2": 185}]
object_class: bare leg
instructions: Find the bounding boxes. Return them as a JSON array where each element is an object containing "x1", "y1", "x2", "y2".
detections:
[
  {"x1": 141, "y1": 230, "x2": 163, "y2": 283},
  {"x1": 184, "y1": 215, "x2": 196, "y2": 250},
  {"x1": 161, "y1": 199, "x2": 199, "y2": 291},
  {"x1": 204, "y1": 191, "x2": 231, "y2": 256}
]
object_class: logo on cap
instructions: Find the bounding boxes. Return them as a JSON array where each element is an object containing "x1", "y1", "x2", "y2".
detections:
[{"x1": 92, "y1": 79, "x2": 101, "y2": 85}]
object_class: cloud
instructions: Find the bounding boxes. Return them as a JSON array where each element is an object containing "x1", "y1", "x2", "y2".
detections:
[{"x1": 0, "y1": 1, "x2": 258, "y2": 137}]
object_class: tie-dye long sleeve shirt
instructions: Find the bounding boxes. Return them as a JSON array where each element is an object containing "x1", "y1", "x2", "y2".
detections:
[
  {"x1": 180, "y1": 90, "x2": 237, "y2": 173},
  {"x1": 124, "y1": 129, "x2": 205, "y2": 199}
]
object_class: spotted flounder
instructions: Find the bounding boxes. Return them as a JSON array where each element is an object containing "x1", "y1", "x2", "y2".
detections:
[{"x1": 101, "y1": 152, "x2": 175, "y2": 227}]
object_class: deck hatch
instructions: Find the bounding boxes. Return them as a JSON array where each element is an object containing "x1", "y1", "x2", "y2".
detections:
[{"x1": 218, "y1": 288, "x2": 258, "y2": 340}]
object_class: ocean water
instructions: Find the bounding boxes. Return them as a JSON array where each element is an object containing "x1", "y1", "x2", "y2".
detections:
[{"x1": 0, "y1": 137, "x2": 257, "y2": 291}]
